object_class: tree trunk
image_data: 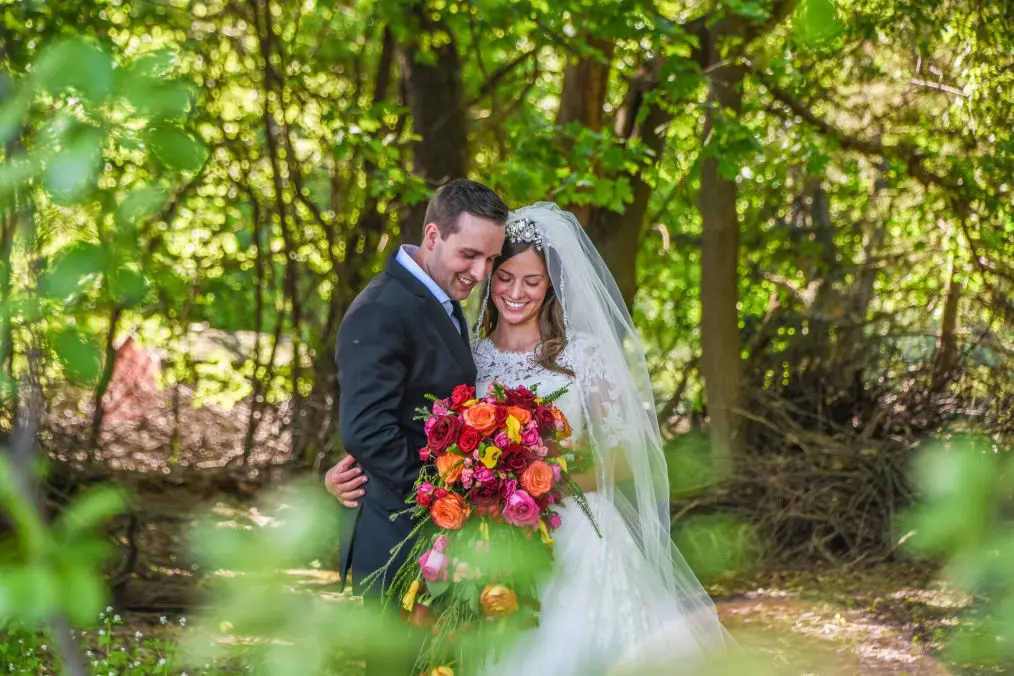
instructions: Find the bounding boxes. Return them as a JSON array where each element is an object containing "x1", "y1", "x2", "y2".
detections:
[
  {"x1": 397, "y1": 5, "x2": 469, "y2": 244},
  {"x1": 932, "y1": 249, "x2": 961, "y2": 391},
  {"x1": 698, "y1": 25, "x2": 746, "y2": 468}
]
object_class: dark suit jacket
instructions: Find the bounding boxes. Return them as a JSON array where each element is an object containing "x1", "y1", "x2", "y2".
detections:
[{"x1": 335, "y1": 251, "x2": 475, "y2": 594}]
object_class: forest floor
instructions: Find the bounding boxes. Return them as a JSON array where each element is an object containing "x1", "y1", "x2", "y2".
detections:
[{"x1": 39, "y1": 387, "x2": 1009, "y2": 676}]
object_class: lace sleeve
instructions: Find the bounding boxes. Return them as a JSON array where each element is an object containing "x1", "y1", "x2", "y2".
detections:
[{"x1": 570, "y1": 333, "x2": 627, "y2": 449}]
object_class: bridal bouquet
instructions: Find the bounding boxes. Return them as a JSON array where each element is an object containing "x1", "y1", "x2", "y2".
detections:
[{"x1": 375, "y1": 381, "x2": 593, "y2": 675}]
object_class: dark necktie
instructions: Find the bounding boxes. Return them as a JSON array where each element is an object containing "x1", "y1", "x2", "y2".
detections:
[{"x1": 450, "y1": 300, "x2": 469, "y2": 345}]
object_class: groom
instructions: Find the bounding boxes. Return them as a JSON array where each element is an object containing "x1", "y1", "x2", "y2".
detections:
[{"x1": 329, "y1": 179, "x2": 506, "y2": 609}]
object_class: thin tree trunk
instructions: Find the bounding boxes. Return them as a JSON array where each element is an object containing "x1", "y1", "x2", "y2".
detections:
[
  {"x1": 932, "y1": 249, "x2": 961, "y2": 391},
  {"x1": 88, "y1": 306, "x2": 122, "y2": 454},
  {"x1": 397, "y1": 2, "x2": 469, "y2": 244},
  {"x1": 698, "y1": 24, "x2": 746, "y2": 469}
]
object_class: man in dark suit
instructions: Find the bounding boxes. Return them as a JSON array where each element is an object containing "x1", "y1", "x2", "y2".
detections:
[{"x1": 326, "y1": 179, "x2": 506, "y2": 672}]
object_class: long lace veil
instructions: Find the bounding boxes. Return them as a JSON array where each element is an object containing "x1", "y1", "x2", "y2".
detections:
[{"x1": 470, "y1": 202, "x2": 731, "y2": 660}]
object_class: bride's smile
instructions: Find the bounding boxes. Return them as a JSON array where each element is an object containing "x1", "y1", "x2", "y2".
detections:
[{"x1": 491, "y1": 247, "x2": 549, "y2": 328}]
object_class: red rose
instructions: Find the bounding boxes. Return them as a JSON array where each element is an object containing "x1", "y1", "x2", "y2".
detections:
[
  {"x1": 468, "y1": 478, "x2": 503, "y2": 506},
  {"x1": 451, "y1": 384, "x2": 476, "y2": 410},
  {"x1": 501, "y1": 445, "x2": 532, "y2": 473},
  {"x1": 458, "y1": 425, "x2": 481, "y2": 453},
  {"x1": 505, "y1": 386, "x2": 537, "y2": 408},
  {"x1": 427, "y1": 415, "x2": 461, "y2": 453},
  {"x1": 534, "y1": 405, "x2": 556, "y2": 432},
  {"x1": 416, "y1": 483, "x2": 436, "y2": 506},
  {"x1": 434, "y1": 487, "x2": 449, "y2": 500},
  {"x1": 493, "y1": 405, "x2": 509, "y2": 426}
]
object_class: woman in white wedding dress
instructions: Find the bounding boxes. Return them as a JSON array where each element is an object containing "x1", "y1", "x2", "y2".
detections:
[{"x1": 471, "y1": 203, "x2": 732, "y2": 675}]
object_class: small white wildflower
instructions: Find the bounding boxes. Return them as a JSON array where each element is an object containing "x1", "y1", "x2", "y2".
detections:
[
  {"x1": 109, "y1": 671, "x2": 116, "y2": 676},
  {"x1": 113, "y1": 614, "x2": 121, "y2": 622},
  {"x1": 182, "y1": 672, "x2": 188, "y2": 676},
  {"x1": 40, "y1": 644, "x2": 47, "y2": 651},
  {"x1": 106, "y1": 605, "x2": 113, "y2": 613},
  {"x1": 178, "y1": 617, "x2": 187, "y2": 627},
  {"x1": 87, "y1": 651, "x2": 94, "y2": 658},
  {"x1": 135, "y1": 631, "x2": 143, "y2": 639},
  {"x1": 158, "y1": 658, "x2": 166, "y2": 666},
  {"x1": 160, "y1": 616, "x2": 168, "y2": 625},
  {"x1": 99, "y1": 630, "x2": 105, "y2": 636}
]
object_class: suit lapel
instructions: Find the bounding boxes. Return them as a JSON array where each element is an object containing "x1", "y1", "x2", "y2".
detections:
[{"x1": 386, "y1": 254, "x2": 475, "y2": 379}]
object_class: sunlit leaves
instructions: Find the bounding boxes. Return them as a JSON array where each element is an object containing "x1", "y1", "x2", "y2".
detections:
[
  {"x1": 39, "y1": 243, "x2": 106, "y2": 300},
  {"x1": 0, "y1": 455, "x2": 125, "y2": 627},
  {"x1": 32, "y1": 37, "x2": 114, "y2": 103},
  {"x1": 51, "y1": 327, "x2": 103, "y2": 385},
  {"x1": 42, "y1": 127, "x2": 105, "y2": 204},
  {"x1": 792, "y1": 0, "x2": 844, "y2": 45},
  {"x1": 147, "y1": 126, "x2": 208, "y2": 173}
]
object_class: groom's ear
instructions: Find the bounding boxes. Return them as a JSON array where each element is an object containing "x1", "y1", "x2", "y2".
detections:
[{"x1": 422, "y1": 222, "x2": 440, "y2": 250}]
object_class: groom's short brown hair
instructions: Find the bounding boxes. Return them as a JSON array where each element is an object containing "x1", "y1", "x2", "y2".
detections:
[{"x1": 425, "y1": 179, "x2": 509, "y2": 238}]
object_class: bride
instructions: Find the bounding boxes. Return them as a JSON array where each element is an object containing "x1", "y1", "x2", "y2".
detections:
[{"x1": 334, "y1": 202, "x2": 732, "y2": 674}]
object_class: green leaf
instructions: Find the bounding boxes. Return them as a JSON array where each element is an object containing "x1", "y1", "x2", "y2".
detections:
[
  {"x1": 108, "y1": 265, "x2": 150, "y2": 307},
  {"x1": 59, "y1": 565, "x2": 108, "y2": 626},
  {"x1": 0, "y1": 566, "x2": 59, "y2": 623},
  {"x1": 147, "y1": 126, "x2": 208, "y2": 172},
  {"x1": 52, "y1": 327, "x2": 103, "y2": 385},
  {"x1": 39, "y1": 243, "x2": 106, "y2": 299},
  {"x1": 425, "y1": 580, "x2": 450, "y2": 598},
  {"x1": 793, "y1": 0, "x2": 843, "y2": 45},
  {"x1": 43, "y1": 128, "x2": 105, "y2": 204},
  {"x1": 54, "y1": 486, "x2": 128, "y2": 537},
  {"x1": 33, "y1": 38, "x2": 114, "y2": 103},
  {"x1": 116, "y1": 186, "x2": 170, "y2": 229}
]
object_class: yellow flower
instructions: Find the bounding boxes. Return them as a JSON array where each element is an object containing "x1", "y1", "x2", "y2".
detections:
[
  {"x1": 539, "y1": 519, "x2": 555, "y2": 546},
  {"x1": 462, "y1": 399, "x2": 478, "y2": 407},
  {"x1": 480, "y1": 584, "x2": 519, "y2": 619},
  {"x1": 479, "y1": 519, "x2": 490, "y2": 541},
  {"x1": 430, "y1": 667, "x2": 454, "y2": 676},
  {"x1": 479, "y1": 445, "x2": 502, "y2": 469},
  {"x1": 553, "y1": 456, "x2": 568, "y2": 474},
  {"x1": 505, "y1": 415, "x2": 522, "y2": 443},
  {"x1": 401, "y1": 579, "x2": 421, "y2": 612}
]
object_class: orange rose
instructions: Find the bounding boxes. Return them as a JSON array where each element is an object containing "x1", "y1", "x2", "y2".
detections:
[
  {"x1": 430, "y1": 493, "x2": 470, "y2": 530},
  {"x1": 480, "y1": 584, "x2": 519, "y2": 618},
  {"x1": 462, "y1": 403, "x2": 498, "y2": 435},
  {"x1": 507, "y1": 406, "x2": 532, "y2": 426},
  {"x1": 435, "y1": 453, "x2": 464, "y2": 485},
  {"x1": 520, "y1": 460, "x2": 554, "y2": 497},
  {"x1": 552, "y1": 407, "x2": 573, "y2": 438}
]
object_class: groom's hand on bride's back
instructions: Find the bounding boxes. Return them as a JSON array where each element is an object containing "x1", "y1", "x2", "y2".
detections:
[{"x1": 324, "y1": 455, "x2": 367, "y2": 508}]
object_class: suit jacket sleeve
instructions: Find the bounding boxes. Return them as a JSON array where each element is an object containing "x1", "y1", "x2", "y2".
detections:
[{"x1": 336, "y1": 304, "x2": 418, "y2": 495}]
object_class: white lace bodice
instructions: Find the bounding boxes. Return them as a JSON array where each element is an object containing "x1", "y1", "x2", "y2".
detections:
[{"x1": 472, "y1": 332, "x2": 625, "y2": 447}]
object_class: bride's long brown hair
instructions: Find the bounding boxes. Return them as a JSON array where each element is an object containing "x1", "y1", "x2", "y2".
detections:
[{"x1": 478, "y1": 239, "x2": 574, "y2": 377}]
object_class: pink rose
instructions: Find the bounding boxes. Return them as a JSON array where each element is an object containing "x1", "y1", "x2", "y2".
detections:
[
  {"x1": 473, "y1": 465, "x2": 494, "y2": 484},
  {"x1": 551, "y1": 464, "x2": 562, "y2": 482},
  {"x1": 548, "y1": 512, "x2": 562, "y2": 529},
  {"x1": 521, "y1": 426, "x2": 540, "y2": 447},
  {"x1": 424, "y1": 416, "x2": 437, "y2": 436},
  {"x1": 461, "y1": 467, "x2": 475, "y2": 489},
  {"x1": 502, "y1": 489, "x2": 540, "y2": 527},
  {"x1": 433, "y1": 534, "x2": 449, "y2": 552},
  {"x1": 532, "y1": 441, "x2": 548, "y2": 458},
  {"x1": 494, "y1": 431, "x2": 511, "y2": 449},
  {"x1": 416, "y1": 482, "x2": 436, "y2": 506},
  {"x1": 419, "y1": 447, "x2": 431, "y2": 462},
  {"x1": 419, "y1": 548, "x2": 449, "y2": 582}
]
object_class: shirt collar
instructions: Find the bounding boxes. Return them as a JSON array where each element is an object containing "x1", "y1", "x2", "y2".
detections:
[{"x1": 396, "y1": 244, "x2": 452, "y2": 307}]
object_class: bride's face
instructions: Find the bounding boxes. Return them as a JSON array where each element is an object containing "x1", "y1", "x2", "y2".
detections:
[{"x1": 490, "y1": 247, "x2": 550, "y2": 328}]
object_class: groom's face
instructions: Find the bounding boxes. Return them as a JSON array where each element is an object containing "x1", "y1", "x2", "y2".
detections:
[{"x1": 423, "y1": 213, "x2": 505, "y2": 301}]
